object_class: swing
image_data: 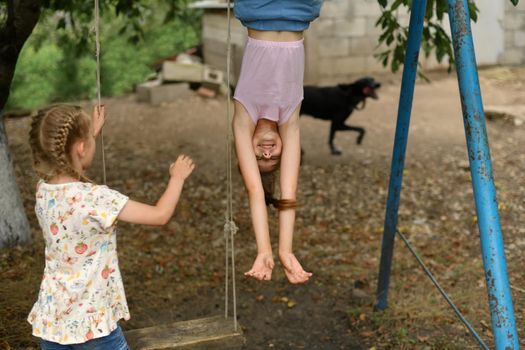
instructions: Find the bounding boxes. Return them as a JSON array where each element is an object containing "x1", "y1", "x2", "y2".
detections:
[{"x1": 92, "y1": 0, "x2": 244, "y2": 348}]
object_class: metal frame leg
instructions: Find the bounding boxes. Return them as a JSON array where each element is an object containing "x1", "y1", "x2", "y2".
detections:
[
  {"x1": 375, "y1": 0, "x2": 428, "y2": 311},
  {"x1": 447, "y1": 0, "x2": 519, "y2": 348}
]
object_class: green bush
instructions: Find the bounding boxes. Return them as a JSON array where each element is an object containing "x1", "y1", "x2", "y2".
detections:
[
  {"x1": 8, "y1": 44, "x2": 64, "y2": 110},
  {"x1": 6, "y1": 11, "x2": 201, "y2": 110}
]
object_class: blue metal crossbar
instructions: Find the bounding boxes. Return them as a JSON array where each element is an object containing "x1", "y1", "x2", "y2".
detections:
[{"x1": 375, "y1": 0, "x2": 519, "y2": 348}]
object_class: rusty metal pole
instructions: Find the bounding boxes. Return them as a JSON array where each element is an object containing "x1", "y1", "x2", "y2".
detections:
[
  {"x1": 447, "y1": 0, "x2": 519, "y2": 348},
  {"x1": 375, "y1": 0, "x2": 427, "y2": 311}
]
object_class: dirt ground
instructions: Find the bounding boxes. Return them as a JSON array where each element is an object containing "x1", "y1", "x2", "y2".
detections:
[{"x1": 1, "y1": 66, "x2": 525, "y2": 349}]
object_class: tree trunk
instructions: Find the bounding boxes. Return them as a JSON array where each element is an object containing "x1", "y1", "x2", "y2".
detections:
[
  {"x1": 0, "y1": 117, "x2": 31, "y2": 247},
  {"x1": 0, "y1": 0, "x2": 42, "y2": 109},
  {"x1": 0, "y1": 0, "x2": 42, "y2": 247}
]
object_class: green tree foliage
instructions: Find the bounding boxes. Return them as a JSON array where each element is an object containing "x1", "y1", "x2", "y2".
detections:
[
  {"x1": 375, "y1": 0, "x2": 520, "y2": 74},
  {"x1": 4, "y1": 0, "x2": 524, "y2": 110},
  {"x1": 6, "y1": 0, "x2": 200, "y2": 110}
]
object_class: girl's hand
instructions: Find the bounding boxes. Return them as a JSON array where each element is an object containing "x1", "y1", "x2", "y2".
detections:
[
  {"x1": 119, "y1": 155, "x2": 195, "y2": 226},
  {"x1": 93, "y1": 104, "x2": 106, "y2": 137},
  {"x1": 169, "y1": 155, "x2": 195, "y2": 181}
]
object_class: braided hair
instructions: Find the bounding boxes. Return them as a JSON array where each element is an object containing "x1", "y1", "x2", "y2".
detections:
[
  {"x1": 260, "y1": 170, "x2": 297, "y2": 211},
  {"x1": 29, "y1": 104, "x2": 92, "y2": 182}
]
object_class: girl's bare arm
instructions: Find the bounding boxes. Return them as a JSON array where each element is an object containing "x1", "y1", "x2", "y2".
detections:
[
  {"x1": 118, "y1": 155, "x2": 195, "y2": 226},
  {"x1": 233, "y1": 104, "x2": 272, "y2": 254},
  {"x1": 277, "y1": 109, "x2": 301, "y2": 254}
]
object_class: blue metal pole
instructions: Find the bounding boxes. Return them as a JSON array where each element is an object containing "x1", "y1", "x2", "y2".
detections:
[
  {"x1": 447, "y1": 1, "x2": 519, "y2": 348},
  {"x1": 375, "y1": 0, "x2": 427, "y2": 311}
]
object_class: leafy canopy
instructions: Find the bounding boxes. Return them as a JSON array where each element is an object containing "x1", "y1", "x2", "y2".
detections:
[{"x1": 375, "y1": 0, "x2": 520, "y2": 74}]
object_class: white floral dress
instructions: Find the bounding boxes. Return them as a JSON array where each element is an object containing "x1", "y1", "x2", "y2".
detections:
[{"x1": 28, "y1": 181, "x2": 129, "y2": 344}]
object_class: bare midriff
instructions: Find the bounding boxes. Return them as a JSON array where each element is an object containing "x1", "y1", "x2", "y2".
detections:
[{"x1": 247, "y1": 29, "x2": 304, "y2": 42}]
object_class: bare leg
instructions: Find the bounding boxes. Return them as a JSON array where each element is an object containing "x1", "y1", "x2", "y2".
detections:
[{"x1": 278, "y1": 105, "x2": 312, "y2": 284}]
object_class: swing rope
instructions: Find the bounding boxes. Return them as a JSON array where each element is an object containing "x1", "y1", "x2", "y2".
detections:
[
  {"x1": 94, "y1": 0, "x2": 238, "y2": 331},
  {"x1": 94, "y1": 0, "x2": 107, "y2": 185},
  {"x1": 224, "y1": 0, "x2": 238, "y2": 332}
]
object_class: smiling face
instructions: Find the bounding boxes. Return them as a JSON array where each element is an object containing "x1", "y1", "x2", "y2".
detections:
[{"x1": 252, "y1": 118, "x2": 282, "y2": 173}]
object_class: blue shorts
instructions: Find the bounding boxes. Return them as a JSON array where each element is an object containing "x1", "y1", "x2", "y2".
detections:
[
  {"x1": 234, "y1": 0, "x2": 323, "y2": 31},
  {"x1": 40, "y1": 325, "x2": 129, "y2": 350}
]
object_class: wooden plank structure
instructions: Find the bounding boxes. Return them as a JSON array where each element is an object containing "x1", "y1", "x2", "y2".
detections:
[{"x1": 125, "y1": 316, "x2": 245, "y2": 350}]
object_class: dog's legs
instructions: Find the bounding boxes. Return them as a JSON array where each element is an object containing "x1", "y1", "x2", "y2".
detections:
[
  {"x1": 329, "y1": 123, "x2": 343, "y2": 155},
  {"x1": 354, "y1": 126, "x2": 366, "y2": 145},
  {"x1": 338, "y1": 124, "x2": 366, "y2": 145},
  {"x1": 330, "y1": 124, "x2": 366, "y2": 154}
]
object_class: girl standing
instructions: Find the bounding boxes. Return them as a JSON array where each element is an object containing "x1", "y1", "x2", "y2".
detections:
[{"x1": 27, "y1": 104, "x2": 194, "y2": 348}]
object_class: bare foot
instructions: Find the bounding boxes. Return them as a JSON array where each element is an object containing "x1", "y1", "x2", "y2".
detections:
[
  {"x1": 244, "y1": 252, "x2": 274, "y2": 281},
  {"x1": 279, "y1": 252, "x2": 312, "y2": 284}
]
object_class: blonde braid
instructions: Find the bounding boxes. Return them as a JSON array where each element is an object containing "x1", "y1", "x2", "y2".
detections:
[
  {"x1": 261, "y1": 171, "x2": 298, "y2": 210},
  {"x1": 51, "y1": 113, "x2": 83, "y2": 180},
  {"x1": 30, "y1": 104, "x2": 92, "y2": 182}
]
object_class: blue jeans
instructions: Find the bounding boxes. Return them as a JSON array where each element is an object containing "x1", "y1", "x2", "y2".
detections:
[{"x1": 40, "y1": 325, "x2": 129, "y2": 350}]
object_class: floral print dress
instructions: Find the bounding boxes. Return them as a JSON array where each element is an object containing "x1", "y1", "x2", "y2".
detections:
[{"x1": 28, "y1": 181, "x2": 129, "y2": 344}]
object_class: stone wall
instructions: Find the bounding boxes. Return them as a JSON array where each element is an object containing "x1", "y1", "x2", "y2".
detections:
[
  {"x1": 305, "y1": 0, "x2": 393, "y2": 83},
  {"x1": 201, "y1": 10, "x2": 247, "y2": 85},
  {"x1": 501, "y1": 1, "x2": 525, "y2": 65},
  {"x1": 197, "y1": 1, "x2": 525, "y2": 85}
]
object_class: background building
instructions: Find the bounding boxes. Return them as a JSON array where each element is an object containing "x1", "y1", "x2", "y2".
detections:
[{"x1": 192, "y1": 0, "x2": 525, "y2": 84}]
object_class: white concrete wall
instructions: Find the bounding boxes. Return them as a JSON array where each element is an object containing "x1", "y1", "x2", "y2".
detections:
[
  {"x1": 501, "y1": 0, "x2": 525, "y2": 65},
  {"x1": 199, "y1": 1, "x2": 525, "y2": 84},
  {"x1": 471, "y1": 0, "x2": 505, "y2": 65}
]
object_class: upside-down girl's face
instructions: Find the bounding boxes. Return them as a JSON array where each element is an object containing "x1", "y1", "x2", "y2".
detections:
[{"x1": 252, "y1": 119, "x2": 282, "y2": 173}]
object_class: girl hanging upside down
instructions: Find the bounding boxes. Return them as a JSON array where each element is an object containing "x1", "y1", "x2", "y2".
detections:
[{"x1": 233, "y1": 0, "x2": 323, "y2": 284}]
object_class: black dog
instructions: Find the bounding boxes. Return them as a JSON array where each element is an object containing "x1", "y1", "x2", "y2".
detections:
[{"x1": 300, "y1": 77, "x2": 381, "y2": 155}]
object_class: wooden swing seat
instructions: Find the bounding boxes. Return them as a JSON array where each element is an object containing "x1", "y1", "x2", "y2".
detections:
[{"x1": 125, "y1": 316, "x2": 244, "y2": 349}]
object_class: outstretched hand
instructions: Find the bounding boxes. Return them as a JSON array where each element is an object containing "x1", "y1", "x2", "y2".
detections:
[
  {"x1": 92, "y1": 104, "x2": 106, "y2": 137},
  {"x1": 170, "y1": 155, "x2": 195, "y2": 181},
  {"x1": 279, "y1": 252, "x2": 312, "y2": 284},
  {"x1": 245, "y1": 252, "x2": 275, "y2": 281}
]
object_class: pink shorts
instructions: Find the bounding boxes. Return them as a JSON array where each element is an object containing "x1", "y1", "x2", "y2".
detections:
[{"x1": 234, "y1": 37, "x2": 305, "y2": 125}]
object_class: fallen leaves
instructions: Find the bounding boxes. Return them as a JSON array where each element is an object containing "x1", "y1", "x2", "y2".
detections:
[
  {"x1": 271, "y1": 296, "x2": 298, "y2": 308},
  {"x1": 3, "y1": 71, "x2": 525, "y2": 349},
  {"x1": 360, "y1": 330, "x2": 375, "y2": 337}
]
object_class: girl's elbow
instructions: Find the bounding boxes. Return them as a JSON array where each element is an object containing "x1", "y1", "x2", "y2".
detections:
[
  {"x1": 161, "y1": 210, "x2": 175, "y2": 226},
  {"x1": 154, "y1": 210, "x2": 172, "y2": 226},
  {"x1": 158, "y1": 216, "x2": 170, "y2": 226}
]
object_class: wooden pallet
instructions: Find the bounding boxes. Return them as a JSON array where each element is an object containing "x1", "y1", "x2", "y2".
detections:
[{"x1": 125, "y1": 316, "x2": 244, "y2": 349}]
